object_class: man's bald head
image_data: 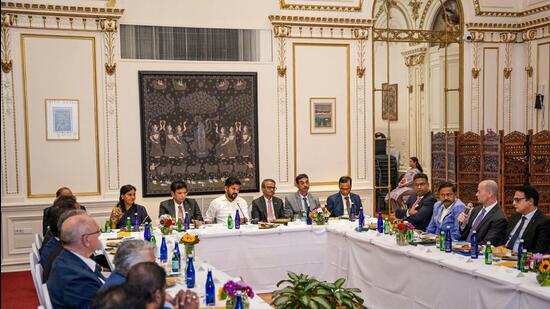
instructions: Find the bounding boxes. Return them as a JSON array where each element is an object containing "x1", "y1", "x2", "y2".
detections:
[
  {"x1": 60, "y1": 213, "x2": 100, "y2": 256},
  {"x1": 477, "y1": 180, "x2": 499, "y2": 206}
]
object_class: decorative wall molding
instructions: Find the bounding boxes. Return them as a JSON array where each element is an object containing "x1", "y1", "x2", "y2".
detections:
[
  {"x1": 269, "y1": 15, "x2": 372, "y2": 40},
  {"x1": 372, "y1": 28, "x2": 461, "y2": 43},
  {"x1": 279, "y1": 0, "x2": 363, "y2": 12},
  {"x1": 0, "y1": 1, "x2": 124, "y2": 32},
  {"x1": 472, "y1": 0, "x2": 550, "y2": 18},
  {"x1": 503, "y1": 42, "x2": 512, "y2": 133},
  {"x1": 466, "y1": 18, "x2": 550, "y2": 43},
  {"x1": 403, "y1": 47, "x2": 427, "y2": 67}
]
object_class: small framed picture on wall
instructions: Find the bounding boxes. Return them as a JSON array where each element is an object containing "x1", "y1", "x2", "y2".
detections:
[
  {"x1": 45, "y1": 99, "x2": 79, "y2": 140},
  {"x1": 310, "y1": 97, "x2": 336, "y2": 134}
]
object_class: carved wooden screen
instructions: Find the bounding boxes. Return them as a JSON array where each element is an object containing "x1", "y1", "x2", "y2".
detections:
[
  {"x1": 431, "y1": 132, "x2": 447, "y2": 194},
  {"x1": 529, "y1": 130, "x2": 550, "y2": 216},
  {"x1": 500, "y1": 131, "x2": 529, "y2": 217},
  {"x1": 447, "y1": 132, "x2": 457, "y2": 184},
  {"x1": 457, "y1": 132, "x2": 482, "y2": 206},
  {"x1": 483, "y1": 131, "x2": 499, "y2": 182}
]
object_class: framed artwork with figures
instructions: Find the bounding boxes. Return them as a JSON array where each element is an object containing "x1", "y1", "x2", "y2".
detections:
[
  {"x1": 139, "y1": 71, "x2": 259, "y2": 196},
  {"x1": 310, "y1": 97, "x2": 336, "y2": 134},
  {"x1": 382, "y1": 83, "x2": 398, "y2": 121},
  {"x1": 45, "y1": 99, "x2": 79, "y2": 140}
]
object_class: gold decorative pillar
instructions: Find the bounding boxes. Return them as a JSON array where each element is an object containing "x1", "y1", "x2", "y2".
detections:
[
  {"x1": 403, "y1": 48, "x2": 426, "y2": 165},
  {"x1": 353, "y1": 28, "x2": 368, "y2": 179},
  {"x1": 1, "y1": 12, "x2": 20, "y2": 195},
  {"x1": 469, "y1": 31, "x2": 484, "y2": 132},
  {"x1": 523, "y1": 30, "x2": 536, "y2": 132},
  {"x1": 274, "y1": 25, "x2": 290, "y2": 183},
  {"x1": 500, "y1": 32, "x2": 516, "y2": 133}
]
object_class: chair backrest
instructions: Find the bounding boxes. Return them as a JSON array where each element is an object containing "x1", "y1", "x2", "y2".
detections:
[
  {"x1": 35, "y1": 233, "x2": 43, "y2": 249},
  {"x1": 29, "y1": 252, "x2": 39, "y2": 294},
  {"x1": 34, "y1": 264, "x2": 45, "y2": 306},
  {"x1": 31, "y1": 243, "x2": 40, "y2": 263},
  {"x1": 41, "y1": 283, "x2": 53, "y2": 309}
]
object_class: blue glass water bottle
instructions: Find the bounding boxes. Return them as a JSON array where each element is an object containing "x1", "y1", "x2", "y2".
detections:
[
  {"x1": 377, "y1": 212, "x2": 384, "y2": 233},
  {"x1": 358, "y1": 206, "x2": 365, "y2": 230},
  {"x1": 234, "y1": 291, "x2": 244, "y2": 309},
  {"x1": 517, "y1": 239, "x2": 524, "y2": 270},
  {"x1": 470, "y1": 230, "x2": 478, "y2": 259},
  {"x1": 160, "y1": 236, "x2": 168, "y2": 263},
  {"x1": 444, "y1": 225, "x2": 452, "y2": 253},
  {"x1": 184, "y1": 212, "x2": 190, "y2": 230},
  {"x1": 349, "y1": 204, "x2": 356, "y2": 222},
  {"x1": 205, "y1": 268, "x2": 215, "y2": 306},
  {"x1": 186, "y1": 255, "x2": 195, "y2": 288},
  {"x1": 306, "y1": 206, "x2": 312, "y2": 225},
  {"x1": 143, "y1": 222, "x2": 151, "y2": 241},
  {"x1": 174, "y1": 241, "x2": 181, "y2": 269},
  {"x1": 235, "y1": 209, "x2": 241, "y2": 229}
]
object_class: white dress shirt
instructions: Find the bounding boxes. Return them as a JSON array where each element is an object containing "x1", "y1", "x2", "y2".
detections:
[
  {"x1": 438, "y1": 201, "x2": 456, "y2": 224},
  {"x1": 508, "y1": 208, "x2": 537, "y2": 252},
  {"x1": 205, "y1": 195, "x2": 249, "y2": 224},
  {"x1": 340, "y1": 195, "x2": 351, "y2": 216},
  {"x1": 471, "y1": 201, "x2": 497, "y2": 225}
]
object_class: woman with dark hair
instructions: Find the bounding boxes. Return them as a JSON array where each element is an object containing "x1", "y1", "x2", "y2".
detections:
[
  {"x1": 385, "y1": 157, "x2": 423, "y2": 211},
  {"x1": 110, "y1": 185, "x2": 151, "y2": 229}
]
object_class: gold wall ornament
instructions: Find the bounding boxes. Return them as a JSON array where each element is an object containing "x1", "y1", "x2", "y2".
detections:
[
  {"x1": 503, "y1": 67, "x2": 512, "y2": 79},
  {"x1": 279, "y1": 0, "x2": 363, "y2": 12},
  {"x1": 269, "y1": 15, "x2": 372, "y2": 41},
  {"x1": 503, "y1": 42, "x2": 512, "y2": 80},
  {"x1": 472, "y1": 0, "x2": 550, "y2": 17},
  {"x1": 499, "y1": 32, "x2": 517, "y2": 43},
  {"x1": 1, "y1": 27, "x2": 12, "y2": 73},
  {"x1": 274, "y1": 25, "x2": 291, "y2": 37},
  {"x1": 103, "y1": 29, "x2": 117, "y2": 75},
  {"x1": 372, "y1": 28, "x2": 461, "y2": 43},
  {"x1": 471, "y1": 67, "x2": 480, "y2": 79},
  {"x1": 408, "y1": 0, "x2": 422, "y2": 22},
  {"x1": 525, "y1": 66, "x2": 533, "y2": 78},
  {"x1": 354, "y1": 29, "x2": 367, "y2": 78}
]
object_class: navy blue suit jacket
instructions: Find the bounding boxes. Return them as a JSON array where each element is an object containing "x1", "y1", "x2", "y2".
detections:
[
  {"x1": 326, "y1": 193, "x2": 363, "y2": 217},
  {"x1": 47, "y1": 249, "x2": 103, "y2": 309}
]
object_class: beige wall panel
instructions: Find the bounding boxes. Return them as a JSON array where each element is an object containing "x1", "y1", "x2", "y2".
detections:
[
  {"x1": 536, "y1": 42, "x2": 550, "y2": 131},
  {"x1": 21, "y1": 34, "x2": 100, "y2": 197},
  {"x1": 293, "y1": 43, "x2": 349, "y2": 185},
  {"x1": 483, "y1": 47, "x2": 500, "y2": 131}
]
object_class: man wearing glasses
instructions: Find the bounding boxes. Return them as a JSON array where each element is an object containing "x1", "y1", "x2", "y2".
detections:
[
  {"x1": 48, "y1": 212, "x2": 105, "y2": 308},
  {"x1": 251, "y1": 179, "x2": 287, "y2": 223},
  {"x1": 504, "y1": 185, "x2": 550, "y2": 254},
  {"x1": 395, "y1": 173, "x2": 437, "y2": 231},
  {"x1": 458, "y1": 180, "x2": 508, "y2": 246}
]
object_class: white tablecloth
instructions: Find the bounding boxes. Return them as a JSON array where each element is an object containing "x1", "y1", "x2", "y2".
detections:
[{"x1": 102, "y1": 221, "x2": 550, "y2": 309}]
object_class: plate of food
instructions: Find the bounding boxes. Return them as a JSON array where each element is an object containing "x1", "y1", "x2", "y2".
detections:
[
  {"x1": 452, "y1": 242, "x2": 484, "y2": 253},
  {"x1": 166, "y1": 277, "x2": 178, "y2": 287},
  {"x1": 104, "y1": 247, "x2": 117, "y2": 255},
  {"x1": 258, "y1": 222, "x2": 280, "y2": 229},
  {"x1": 106, "y1": 240, "x2": 123, "y2": 247},
  {"x1": 271, "y1": 218, "x2": 290, "y2": 224},
  {"x1": 493, "y1": 246, "x2": 513, "y2": 258}
]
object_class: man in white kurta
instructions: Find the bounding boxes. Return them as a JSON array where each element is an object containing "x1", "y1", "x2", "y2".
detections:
[{"x1": 205, "y1": 177, "x2": 249, "y2": 224}]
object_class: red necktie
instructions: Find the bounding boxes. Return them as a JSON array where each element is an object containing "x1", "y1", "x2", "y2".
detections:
[
  {"x1": 267, "y1": 199, "x2": 275, "y2": 221},
  {"x1": 178, "y1": 205, "x2": 184, "y2": 220},
  {"x1": 411, "y1": 197, "x2": 421, "y2": 210}
]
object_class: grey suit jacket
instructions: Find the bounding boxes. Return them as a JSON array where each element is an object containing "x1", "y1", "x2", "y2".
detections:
[
  {"x1": 251, "y1": 196, "x2": 286, "y2": 222},
  {"x1": 158, "y1": 198, "x2": 203, "y2": 222},
  {"x1": 284, "y1": 192, "x2": 321, "y2": 217}
]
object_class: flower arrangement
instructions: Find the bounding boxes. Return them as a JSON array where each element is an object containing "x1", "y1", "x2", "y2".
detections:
[
  {"x1": 159, "y1": 214, "x2": 174, "y2": 235},
  {"x1": 179, "y1": 233, "x2": 200, "y2": 258},
  {"x1": 531, "y1": 254, "x2": 550, "y2": 287},
  {"x1": 218, "y1": 280, "x2": 254, "y2": 309},
  {"x1": 309, "y1": 207, "x2": 331, "y2": 225},
  {"x1": 395, "y1": 220, "x2": 414, "y2": 246}
]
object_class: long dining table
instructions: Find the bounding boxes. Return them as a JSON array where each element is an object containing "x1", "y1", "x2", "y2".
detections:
[{"x1": 101, "y1": 220, "x2": 550, "y2": 309}]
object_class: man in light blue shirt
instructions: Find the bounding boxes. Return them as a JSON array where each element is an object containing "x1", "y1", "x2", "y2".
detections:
[{"x1": 426, "y1": 181, "x2": 465, "y2": 240}]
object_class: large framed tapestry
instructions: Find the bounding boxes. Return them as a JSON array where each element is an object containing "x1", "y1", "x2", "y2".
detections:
[{"x1": 139, "y1": 71, "x2": 259, "y2": 196}]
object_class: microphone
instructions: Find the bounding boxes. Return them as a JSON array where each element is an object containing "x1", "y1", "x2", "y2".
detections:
[
  {"x1": 464, "y1": 203, "x2": 474, "y2": 215},
  {"x1": 236, "y1": 203, "x2": 248, "y2": 223}
]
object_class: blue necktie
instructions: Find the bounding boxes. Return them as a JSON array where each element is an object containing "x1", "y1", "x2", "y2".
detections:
[
  {"x1": 506, "y1": 216, "x2": 527, "y2": 250},
  {"x1": 467, "y1": 208, "x2": 486, "y2": 242}
]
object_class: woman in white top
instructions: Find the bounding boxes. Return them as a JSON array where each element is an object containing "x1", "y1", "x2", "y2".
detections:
[{"x1": 385, "y1": 157, "x2": 423, "y2": 211}]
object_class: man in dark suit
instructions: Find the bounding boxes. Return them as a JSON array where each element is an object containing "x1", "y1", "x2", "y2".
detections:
[
  {"x1": 47, "y1": 212, "x2": 105, "y2": 308},
  {"x1": 251, "y1": 179, "x2": 286, "y2": 222},
  {"x1": 42, "y1": 186, "x2": 87, "y2": 237},
  {"x1": 458, "y1": 180, "x2": 508, "y2": 246},
  {"x1": 505, "y1": 185, "x2": 550, "y2": 253},
  {"x1": 326, "y1": 176, "x2": 363, "y2": 217},
  {"x1": 395, "y1": 173, "x2": 437, "y2": 231},
  {"x1": 158, "y1": 181, "x2": 203, "y2": 227}
]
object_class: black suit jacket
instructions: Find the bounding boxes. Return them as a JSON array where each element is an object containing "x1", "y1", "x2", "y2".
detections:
[
  {"x1": 506, "y1": 210, "x2": 550, "y2": 253},
  {"x1": 459, "y1": 204, "x2": 508, "y2": 246},
  {"x1": 47, "y1": 249, "x2": 103, "y2": 309},
  {"x1": 251, "y1": 196, "x2": 286, "y2": 222},
  {"x1": 395, "y1": 191, "x2": 437, "y2": 231},
  {"x1": 158, "y1": 198, "x2": 203, "y2": 221},
  {"x1": 42, "y1": 204, "x2": 87, "y2": 236}
]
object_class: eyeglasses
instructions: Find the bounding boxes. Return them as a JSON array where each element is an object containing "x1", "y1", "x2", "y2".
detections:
[
  {"x1": 82, "y1": 229, "x2": 101, "y2": 241},
  {"x1": 512, "y1": 197, "x2": 526, "y2": 203},
  {"x1": 265, "y1": 186, "x2": 277, "y2": 190}
]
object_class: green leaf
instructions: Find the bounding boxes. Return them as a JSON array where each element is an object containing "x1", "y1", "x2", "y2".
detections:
[
  {"x1": 334, "y1": 292, "x2": 343, "y2": 304},
  {"x1": 299, "y1": 295, "x2": 310, "y2": 307},
  {"x1": 304, "y1": 281, "x2": 319, "y2": 291},
  {"x1": 309, "y1": 301, "x2": 319, "y2": 309},
  {"x1": 272, "y1": 295, "x2": 291, "y2": 307},
  {"x1": 335, "y1": 278, "x2": 346, "y2": 288},
  {"x1": 345, "y1": 288, "x2": 362, "y2": 294},
  {"x1": 276, "y1": 279, "x2": 293, "y2": 287},
  {"x1": 273, "y1": 287, "x2": 295, "y2": 296},
  {"x1": 314, "y1": 288, "x2": 331, "y2": 296},
  {"x1": 342, "y1": 298, "x2": 353, "y2": 308},
  {"x1": 311, "y1": 296, "x2": 332, "y2": 309},
  {"x1": 288, "y1": 272, "x2": 299, "y2": 281}
]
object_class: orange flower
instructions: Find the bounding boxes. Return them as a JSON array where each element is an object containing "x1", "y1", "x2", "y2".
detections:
[{"x1": 539, "y1": 260, "x2": 550, "y2": 273}]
